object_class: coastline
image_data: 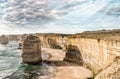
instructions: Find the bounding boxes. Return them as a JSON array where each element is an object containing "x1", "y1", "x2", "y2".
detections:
[{"x1": 41, "y1": 48, "x2": 93, "y2": 79}]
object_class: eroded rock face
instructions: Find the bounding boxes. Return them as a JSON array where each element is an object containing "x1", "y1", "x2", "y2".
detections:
[
  {"x1": 64, "y1": 44, "x2": 83, "y2": 65},
  {"x1": 22, "y1": 35, "x2": 42, "y2": 64},
  {"x1": 95, "y1": 56, "x2": 120, "y2": 79},
  {"x1": 0, "y1": 35, "x2": 9, "y2": 44},
  {"x1": 47, "y1": 38, "x2": 62, "y2": 49}
]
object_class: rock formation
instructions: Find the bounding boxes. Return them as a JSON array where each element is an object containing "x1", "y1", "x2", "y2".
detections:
[
  {"x1": 0, "y1": 35, "x2": 9, "y2": 44},
  {"x1": 47, "y1": 38, "x2": 62, "y2": 49},
  {"x1": 6, "y1": 30, "x2": 120, "y2": 76},
  {"x1": 22, "y1": 35, "x2": 42, "y2": 64},
  {"x1": 95, "y1": 56, "x2": 120, "y2": 79},
  {"x1": 18, "y1": 42, "x2": 22, "y2": 49},
  {"x1": 64, "y1": 44, "x2": 83, "y2": 65}
]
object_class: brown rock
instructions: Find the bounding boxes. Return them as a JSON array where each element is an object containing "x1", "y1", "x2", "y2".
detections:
[
  {"x1": 64, "y1": 44, "x2": 83, "y2": 65},
  {"x1": 22, "y1": 35, "x2": 42, "y2": 64},
  {"x1": 0, "y1": 35, "x2": 9, "y2": 44}
]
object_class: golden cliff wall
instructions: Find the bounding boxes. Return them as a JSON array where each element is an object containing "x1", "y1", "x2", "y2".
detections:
[
  {"x1": 35, "y1": 33, "x2": 120, "y2": 73},
  {"x1": 67, "y1": 37, "x2": 120, "y2": 73},
  {"x1": 37, "y1": 34, "x2": 68, "y2": 49},
  {"x1": 95, "y1": 56, "x2": 120, "y2": 79},
  {"x1": 35, "y1": 32, "x2": 120, "y2": 73},
  {"x1": 5, "y1": 31, "x2": 120, "y2": 74}
]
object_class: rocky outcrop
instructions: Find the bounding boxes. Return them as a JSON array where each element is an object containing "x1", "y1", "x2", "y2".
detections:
[
  {"x1": 36, "y1": 33, "x2": 68, "y2": 49},
  {"x1": 64, "y1": 44, "x2": 83, "y2": 65},
  {"x1": 67, "y1": 37, "x2": 120, "y2": 73},
  {"x1": 0, "y1": 35, "x2": 9, "y2": 44},
  {"x1": 95, "y1": 56, "x2": 120, "y2": 79},
  {"x1": 4, "y1": 30, "x2": 120, "y2": 76},
  {"x1": 47, "y1": 38, "x2": 62, "y2": 49},
  {"x1": 22, "y1": 35, "x2": 42, "y2": 64}
]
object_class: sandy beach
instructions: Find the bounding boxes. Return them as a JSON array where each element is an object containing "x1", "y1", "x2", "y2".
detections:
[{"x1": 42, "y1": 48, "x2": 93, "y2": 79}]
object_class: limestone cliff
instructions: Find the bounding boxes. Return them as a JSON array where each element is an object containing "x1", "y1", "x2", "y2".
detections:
[
  {"x1": 67, "y1": 37, "x2": 120, "y2": 73},
  {"x1": 95, "y1": 56, "x2": 120, "y2": 79},
  {"x1": 36, "y1": 33, "x2": 68, "y2": 49},
  {"x1": 5, "y1": 30, "x2": 120, "y2": 77}
]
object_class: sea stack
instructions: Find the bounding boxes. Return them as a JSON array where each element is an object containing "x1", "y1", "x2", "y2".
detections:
[
  {"x1": 64, "y1": 44, "x2": 83, "y2": 65},
  {"x1": 22, "y1": 35, "x2": 42, "y2": 64},
  {"x1": 0, "y1": 35, "x2": 9, "y2": 44}
]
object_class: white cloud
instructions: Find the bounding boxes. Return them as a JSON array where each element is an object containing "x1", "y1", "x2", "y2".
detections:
[
  {"x1": 0, "y1": 0, "x2": 120, "y2": 34},
  {"x1": 1, "y1": 0, "x2": 85, "y2": 27}
]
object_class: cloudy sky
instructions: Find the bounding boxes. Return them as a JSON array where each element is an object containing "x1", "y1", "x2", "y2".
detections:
[{"x1": 0, "y1": 0, "x2": 120, "y2": 35}]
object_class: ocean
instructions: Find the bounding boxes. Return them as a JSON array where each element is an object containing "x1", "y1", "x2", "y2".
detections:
[{"x1": 0, "y1": 41, "x2": 55, "y2": 79}]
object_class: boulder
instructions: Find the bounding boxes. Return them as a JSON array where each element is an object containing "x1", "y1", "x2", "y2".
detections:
[{"x1": 64, "y1": 44, "x2": 83, "y2": 65}]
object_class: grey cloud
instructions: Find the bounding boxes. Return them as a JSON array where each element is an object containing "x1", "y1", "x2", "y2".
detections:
[
  {"x1": 107, "y1": 4, "x2": 120, "y2": 16},
  {"x1": 99, "y1": 2, "x2": 120, "y2": 17},
  {"x1": 2, "y1": 0, "x2": 84, "y2": 27}
]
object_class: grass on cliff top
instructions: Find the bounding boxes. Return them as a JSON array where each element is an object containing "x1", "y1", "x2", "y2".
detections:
[{"x1": 69, "y1": 29, "x2": 120, "y2": 41}]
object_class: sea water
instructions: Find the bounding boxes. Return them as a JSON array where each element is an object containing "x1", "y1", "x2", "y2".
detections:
[{"x1": 0, "y1": 41, "x2": 55, "y2": 79}]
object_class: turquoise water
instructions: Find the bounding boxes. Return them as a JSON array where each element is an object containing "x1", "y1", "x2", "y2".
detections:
[{"x1": 0, "y1": 41, "x2": 55, "y2": 79}]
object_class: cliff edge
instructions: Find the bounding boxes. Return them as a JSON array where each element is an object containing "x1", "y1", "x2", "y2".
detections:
[{"x1": 95, "y1": 56, "x2": 120, "y2": 79}]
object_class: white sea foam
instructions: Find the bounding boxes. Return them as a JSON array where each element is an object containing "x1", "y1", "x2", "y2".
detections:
[{"x1": 0, "y1": 41, "x2": 21, "y2": 78}]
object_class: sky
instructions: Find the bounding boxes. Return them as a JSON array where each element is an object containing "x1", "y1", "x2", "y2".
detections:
[{"x1": 0, "y1": 0, "x2": 120, "y2": 35}]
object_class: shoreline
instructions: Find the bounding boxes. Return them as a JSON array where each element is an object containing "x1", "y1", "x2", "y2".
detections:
[{"x1": 41, "y1": 48, "x2": 93, "y2": 79}]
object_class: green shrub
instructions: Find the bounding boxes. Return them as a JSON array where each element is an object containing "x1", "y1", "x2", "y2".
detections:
[{"x1": 51, "y1": 43, "x2": 62, "y2": 49}]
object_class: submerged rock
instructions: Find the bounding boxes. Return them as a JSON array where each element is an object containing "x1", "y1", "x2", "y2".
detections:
[
  {"x1": 22, "y1": 35, "x2": 42, "y2": 64},
  {"x1": 3, "y1": 64, "x2": 49, "y2": 79}
]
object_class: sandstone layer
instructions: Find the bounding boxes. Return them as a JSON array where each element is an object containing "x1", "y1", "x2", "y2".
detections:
[
  {"x1": 3, "y1": 30, "x2": 120, "y2": 78},
  {"x1": 22, "y1": 35, "x2": 42, "y2": 64},
  {"x1": 95, "y1": 56, "x2": 120, "y2": 79}
]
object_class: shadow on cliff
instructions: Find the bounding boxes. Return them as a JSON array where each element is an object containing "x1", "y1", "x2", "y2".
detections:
[
  {"x1": 43, "y1": 44, "x2": 84, "y2": 66},
  {"x1": 43, "y1": 60, "x2": 82, "y2": 66},
  {"x1": 47, "y1": 38, "x2": 63, "y2": 49}
]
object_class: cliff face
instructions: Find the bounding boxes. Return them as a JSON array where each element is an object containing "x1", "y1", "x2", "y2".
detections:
[
  {"x1": 36, "y1": 34, "x2": 68, "y2": 49},
  {"x1": 36, "y1": 31, "x2": 120, "y2": 76},
  {"x1": 7, "y1": 34, "x2": 28, "y2": 41},
  {"x1": 35, "y1": 33, "x2": 120, "y2": 73},
  {"x1": 35, "y1": 32, "x2": 120, "y2": 78},
  {"x1": 68, "y1": 37, "x2": 120, "y2": 73},
  {"x1": 4, "y1": 30, "x2": 120, "y2": 78},
  {"x1": 95, "y1": 56, "x2": 120, "y2": 79}
]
